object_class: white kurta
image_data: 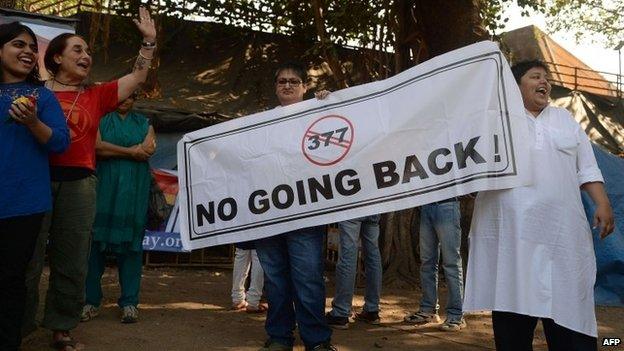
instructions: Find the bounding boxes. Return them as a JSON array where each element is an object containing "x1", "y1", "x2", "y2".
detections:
[{"x1": 463, "y1": 106, "x2": 604, "y2": 337}]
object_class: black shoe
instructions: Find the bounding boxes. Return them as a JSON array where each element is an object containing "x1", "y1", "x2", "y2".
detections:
[
  {"x1": 307, "y1": 342, "x2": 338, "y2": 351},
  {"x1": 258, "y1": 340, "x2": 293, "y2": 351},
  {"x1": 325, "y1": 312, "x2": 349, "y2": 330},
  {"x1": 355, "y1": 310, "x2": 380, "y2": 325}
]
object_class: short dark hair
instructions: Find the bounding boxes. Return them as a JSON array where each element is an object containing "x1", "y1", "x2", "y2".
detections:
[
  {"x1": 44, "y1": 33, "x2": 84, "y2": 76},
  {"x1": 274, "y1": 61, "x2": 307, "y2": 83},
  {"x1": 0, "y1": 22, "x2": 41, "y2": 84},
  {"x1": 510, "y1": 60, "x2": 549, "y2": 84}
]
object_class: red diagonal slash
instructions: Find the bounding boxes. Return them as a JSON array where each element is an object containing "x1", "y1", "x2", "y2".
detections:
[{"x1": 306, "y1": 131, "x2": 351, "y2": 149}]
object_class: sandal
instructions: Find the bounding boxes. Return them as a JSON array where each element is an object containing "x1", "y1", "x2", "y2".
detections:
[
  {"x1": 231, "y1": 300, "x2": 248, "y2": 310},
  {"x1": 246, "y1": 303, "x2": 268, "y2": 313},
  {"x1": 51, "y1": 331, "x2": 83, "y2": 351}
]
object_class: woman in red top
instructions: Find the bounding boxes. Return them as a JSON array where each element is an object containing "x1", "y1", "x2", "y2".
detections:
[{"x1": 23, "y1": 7, "x2": 157, "y2": 351}]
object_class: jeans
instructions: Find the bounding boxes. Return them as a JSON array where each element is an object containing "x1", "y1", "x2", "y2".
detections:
[
  {"x1": 492, "y1": 311, "x2": 597, "y2": 351},
  {"x1": 231, "y1": 248, "x2": 264, "y2": 307},
  {"x1": 0, "y1": 213, "x2": 44, "y2": 351},
  {"x1": 419, "y1": 201, "x2": 463, "y2": 320},
  {"x1": 330, "y1": 215, "x2": 382, "y2": 317},
  {"x1": 255, "y1": 227, "x2": 332, "y2": 348}
]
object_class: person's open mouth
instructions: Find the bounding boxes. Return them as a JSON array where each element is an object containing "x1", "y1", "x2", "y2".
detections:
[{"x1": 18, "y1": 55, "x2": 35, "y2": 67}]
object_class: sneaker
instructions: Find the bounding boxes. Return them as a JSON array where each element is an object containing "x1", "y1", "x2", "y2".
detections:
[
  {"x1": 258, "y1": 340, "x2": 293, "y2": 351},
  {"x1": 80, "y1": 304, "x2": 99, "y2": 322},
  {"x1": 325, "y1": 312, "x2": 349, "y2": 330},
  {"x1": 403, "y1": 311, "x2": 441, "y2": 325},
  {"x1": 121, "y1": 305, "x2": 139, "y2": 323},
  {"x1": 439, "y1": 318, "x2": 466, "y2": 331},
  {"x1": 355, "y1": 310, "x2": 380, "y2": 325},
  {"x1": 307, "y1": 342, "x2": 338, "y2": 351}
]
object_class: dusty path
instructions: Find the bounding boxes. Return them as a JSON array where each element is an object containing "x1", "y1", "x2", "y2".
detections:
[{"x1": 22, "y1": 267, "x2": 624, "y2": 350}]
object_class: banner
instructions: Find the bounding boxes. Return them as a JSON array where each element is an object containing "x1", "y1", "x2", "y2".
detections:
[
  {"x1": 178, "y1": 41, "x2": 531, "y2": 250},
  {"x1": 143, "y1": 169, "x2": 186, "y2": 252}
]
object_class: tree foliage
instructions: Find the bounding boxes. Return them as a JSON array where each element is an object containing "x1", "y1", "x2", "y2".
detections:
[
  {"x1": 482, "y1": 0, "x2": 623, "y2": 47},
  {"x1": 545, "y1": 0, "x2": 623, "y2": 47}
]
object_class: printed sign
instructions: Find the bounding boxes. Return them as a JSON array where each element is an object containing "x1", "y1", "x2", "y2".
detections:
[{"x1": 177, "y1": 41, "x2": 531, "y2": 250}]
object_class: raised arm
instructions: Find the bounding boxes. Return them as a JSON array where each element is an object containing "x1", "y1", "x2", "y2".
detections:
[{"x1": 117, "y1": 6, "x2": 157, "y2": 102}]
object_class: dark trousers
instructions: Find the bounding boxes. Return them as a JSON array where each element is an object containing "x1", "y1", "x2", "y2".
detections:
[
  {"x1": 0, "y1": 213, "x2": 44, "y2": 351},
  {"x1": 492, "y1": 311, "x2": 597, "y2": 351}
]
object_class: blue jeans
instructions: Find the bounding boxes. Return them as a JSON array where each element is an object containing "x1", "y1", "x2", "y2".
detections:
[
  {"x1": 330, "y1": 215, "x2": 382, "y2": 317},
  {"x1": 255, "y1": 227, "x2": 332, "y2": 348},
  {"x1": 419, "y1": 201, "x2": 464, "y2": 320}
]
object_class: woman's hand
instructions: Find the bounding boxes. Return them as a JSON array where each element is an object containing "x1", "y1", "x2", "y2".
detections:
[
  {"x1": 133, "y1": 6, "x2": 156, "y2": 42},
  {"x1": 9, "y1": 98, "x2": 38, "y2": 126},
  {"x1": 131, "y1": 144, "x2": 152, "y2": 161},
  {"x1": 141, "y1": 136, "x2": 156, "y2": 155},
  {"x1": 594, "y1": 203, "x2": 615, "y2": 239},
  {"x1": 141, "y1": 126, "x2": 157, "y2": 155},
  {"x1": 315, "y1": 90, "x2": 331, "y2": 100}
]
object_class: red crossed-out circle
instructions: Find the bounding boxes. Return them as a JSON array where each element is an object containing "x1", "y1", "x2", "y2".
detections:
[{"x1": 301, "y1": 115, "x2": 354, "y2": 166}]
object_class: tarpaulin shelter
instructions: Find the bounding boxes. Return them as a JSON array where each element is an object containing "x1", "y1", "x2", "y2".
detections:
[{"x1": 582, "y1": 146, "x2": 624, "y2": 306}]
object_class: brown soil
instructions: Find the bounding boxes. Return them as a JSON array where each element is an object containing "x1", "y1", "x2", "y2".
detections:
[{"x1": 21, "y1": 267, "x2": 624, "y2": 351}]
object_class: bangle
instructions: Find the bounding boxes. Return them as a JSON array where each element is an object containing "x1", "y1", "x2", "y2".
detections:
[
  {"x1": 142, "y1": 41, "x2": 156, "y2": 48},
  {"x1": 138, "y1": 51, "x2": 154, "y2": 60}
]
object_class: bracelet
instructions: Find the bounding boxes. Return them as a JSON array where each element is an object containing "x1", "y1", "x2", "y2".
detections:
[
  {"x1": 142, "y1": 40, "x2": 156, "y2": 47},
  {"x1": 138, "y1": 51, "x2": 154, "y2": 60}
]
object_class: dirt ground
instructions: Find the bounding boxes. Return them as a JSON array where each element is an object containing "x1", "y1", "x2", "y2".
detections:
[{"x1": 21, "y1": 266, "x2": 624, "y2": 351}]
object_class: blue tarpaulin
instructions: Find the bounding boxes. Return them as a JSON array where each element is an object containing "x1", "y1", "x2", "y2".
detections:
[{"x1": 582, "y1": 145, "x2": 624, "y2": 307}]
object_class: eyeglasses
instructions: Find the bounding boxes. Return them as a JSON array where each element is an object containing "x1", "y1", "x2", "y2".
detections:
[{"x1": 277, "y1": 78, "x2": 303, "y2": 86}]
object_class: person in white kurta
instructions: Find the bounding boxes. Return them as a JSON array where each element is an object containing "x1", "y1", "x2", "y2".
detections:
[{"x1": 464, "y1": 60, "x2": 614, "y2": 351}]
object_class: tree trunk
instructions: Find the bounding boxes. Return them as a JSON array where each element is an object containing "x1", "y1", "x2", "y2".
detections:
[
  {"x1": 413, "y1": 0, "x2": 488, "y2": 57},
  {"x1": 380, "y1": 208, "x2": 420, "y2": 288},
  {"x1": 311, "y1": 0, "x2": 349, "y2": 89},
  {"x1": 380, "y1": 0, "x2": 486, "y2": 289}
]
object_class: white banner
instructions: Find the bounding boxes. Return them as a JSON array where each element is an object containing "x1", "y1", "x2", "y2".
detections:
[{"x1": 178, "y1": 41, "x2": 530, "y2": 250}]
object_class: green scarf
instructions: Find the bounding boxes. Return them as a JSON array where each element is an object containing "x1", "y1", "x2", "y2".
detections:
[{"x1": 93, "y1": 111, "x2": 151, "y2": 253}]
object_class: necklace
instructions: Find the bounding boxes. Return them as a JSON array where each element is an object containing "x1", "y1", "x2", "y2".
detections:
[
  {"x1": 64, "y1": 89, "x2": 82, "y2": 122},
  {"x1": 46, "y1": 80, "x2": 83, "y2": 121},
  {"x1": 53, "y1": 78, "x2": 82, "y2": 87}
]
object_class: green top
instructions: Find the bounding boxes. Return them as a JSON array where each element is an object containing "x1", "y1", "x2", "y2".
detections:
[{"x1": 93, "y1": 111, "x2": 151, "y2": 253}]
